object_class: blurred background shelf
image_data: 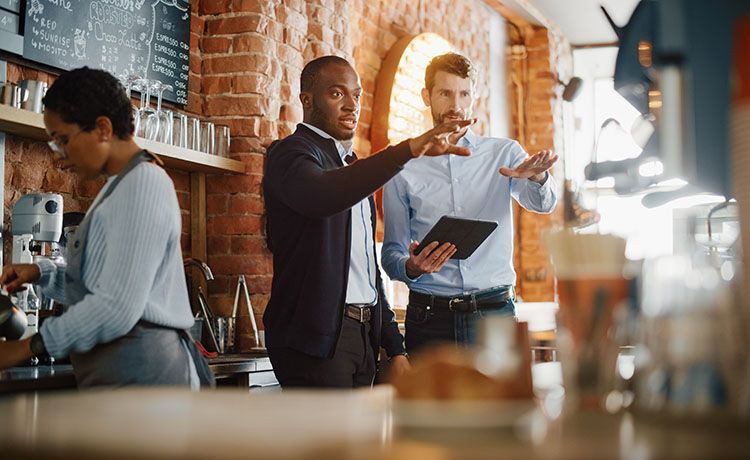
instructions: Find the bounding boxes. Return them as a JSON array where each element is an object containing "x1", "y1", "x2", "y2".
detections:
[{"x1": 0, "y1": 104, "x2": 246, "y2": 175}]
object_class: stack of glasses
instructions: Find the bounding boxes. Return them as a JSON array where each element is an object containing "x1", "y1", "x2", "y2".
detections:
[{"x1": 119, "y1": 73, "x2": 231, "y2": 157}]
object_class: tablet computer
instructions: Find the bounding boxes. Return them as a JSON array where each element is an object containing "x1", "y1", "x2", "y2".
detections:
[{"x1": 413, "y1": 216, "x2": 498, "y2": 260}]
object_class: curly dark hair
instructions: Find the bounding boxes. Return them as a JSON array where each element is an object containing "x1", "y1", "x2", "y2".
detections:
[
  {"x1": 42, "y1": 67, "x2": 134, "y2": 138},
  {"x1": 425, "y1": 53, "x2": 478, "y2": 93}
]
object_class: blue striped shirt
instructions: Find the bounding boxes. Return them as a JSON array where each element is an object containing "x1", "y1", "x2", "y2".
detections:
[{"x1": 36, "y1": 162, "x2": 194, "y2": 359}]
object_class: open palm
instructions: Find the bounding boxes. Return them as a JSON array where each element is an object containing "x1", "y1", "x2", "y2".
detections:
[{"x1": 499, "y1": 149, "x2": 558, "y2": 181}]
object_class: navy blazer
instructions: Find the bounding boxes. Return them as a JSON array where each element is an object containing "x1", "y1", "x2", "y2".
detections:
[{"x1": 263, "y1": 124, "x2": 412, "y2": 359}]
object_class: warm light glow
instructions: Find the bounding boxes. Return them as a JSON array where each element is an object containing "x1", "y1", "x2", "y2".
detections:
[{"x1": 388, "y1": 33, "x2": 454, "y2": 144}]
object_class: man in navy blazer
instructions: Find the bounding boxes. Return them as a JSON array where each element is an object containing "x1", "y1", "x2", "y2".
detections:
[{"x1": 263, "y1": 55, "x2": 474, "y2": 388}]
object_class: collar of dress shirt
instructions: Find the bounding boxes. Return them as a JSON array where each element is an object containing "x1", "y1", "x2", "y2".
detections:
[
  {"x1": 458, "y1": 128, "x2": 478, "y2": 148},
  {"x1": 300, "y1": 122, "x2": 353, "y2": 160}
]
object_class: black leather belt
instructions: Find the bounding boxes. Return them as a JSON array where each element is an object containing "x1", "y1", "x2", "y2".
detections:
[
  {"x1": 408, "y1": 286, "x2": 514, "y2": 313},
  {"x1": 344, "y1": 304, "x2": 373, "y2": 323}
]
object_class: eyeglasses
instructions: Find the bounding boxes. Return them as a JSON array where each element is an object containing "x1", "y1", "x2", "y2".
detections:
[{"x1": 47, "y1": 129, "x2": 83, "y2": 159}]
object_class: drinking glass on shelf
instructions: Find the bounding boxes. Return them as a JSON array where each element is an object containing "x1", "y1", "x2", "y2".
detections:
[
  {"x1": 215, "y1": 125, "x2": 230, "y2": 157},
  {"x1": 134, "y1": 78, "x2": 159, "y2": 140},
  {"x1": 155, "y1": 83, "x2": 173, "y2": 144},
  {"x1": 200, "y1": 121, "x2": 215, "y2": 154},
  {"x1": 188, "y1": 117, "x2": 201, "y2": 151},
  {"x1": 173, "y1": 113, "x2": 188, "y2": 148},
  {"x1": 129, "y1": 78, "x2": 146, "y2": 136},
  {"x1": 118, "y1": 73, "x2": 141, "y2": 129}
]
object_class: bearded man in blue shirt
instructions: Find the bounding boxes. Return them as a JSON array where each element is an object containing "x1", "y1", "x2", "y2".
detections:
[{"x1": 382, "y1": 53, "x2": 559, "y2": 354}]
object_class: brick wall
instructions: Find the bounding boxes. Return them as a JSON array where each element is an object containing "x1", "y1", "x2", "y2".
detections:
[{"x1": 507, "y1": 24, "x2": 570, "y2": 301}]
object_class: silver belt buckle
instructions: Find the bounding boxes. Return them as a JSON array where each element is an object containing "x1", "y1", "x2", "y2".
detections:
[
  {"x1": 448, "y1": 298, "x2": 462, "y2": 311},
  {"x1": 359, "y1": 307, "x2": 366, "y2": 322}
]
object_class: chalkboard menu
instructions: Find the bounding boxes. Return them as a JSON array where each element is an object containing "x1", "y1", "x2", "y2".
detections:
[{"x1": 22, "y1": 0, "x2": 190, "y2": 105}]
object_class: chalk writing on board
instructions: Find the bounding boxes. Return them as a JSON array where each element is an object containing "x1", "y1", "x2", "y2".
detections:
[{"x1": 23, "y1": 0, "x2": 190, "y2": 105}]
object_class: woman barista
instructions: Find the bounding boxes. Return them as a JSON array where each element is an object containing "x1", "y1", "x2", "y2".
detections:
[{"x1": 0, "y1": 67, "x2": 212, "y2": 388}]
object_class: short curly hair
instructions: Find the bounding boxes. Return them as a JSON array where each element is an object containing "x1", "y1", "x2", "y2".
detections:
[
  {"x1": 425, "y1": 53, "x2": 478, "y2": 93},
  {"x1": 43, "y1": 67, "x2": 134, "y2": 138}
]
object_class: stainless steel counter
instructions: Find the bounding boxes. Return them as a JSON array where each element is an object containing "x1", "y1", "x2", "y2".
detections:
[{"x1": 0, "y1": 352, "x2": 276, "y2": 393}]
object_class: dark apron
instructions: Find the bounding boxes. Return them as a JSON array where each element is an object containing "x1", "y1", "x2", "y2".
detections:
[{"x1": 65, "y1": 150, "x2": 214, "y2": 388}]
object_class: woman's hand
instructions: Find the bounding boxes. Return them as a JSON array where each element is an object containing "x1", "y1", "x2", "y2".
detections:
[{"x1": 0, "y1": 264, "x2": 41, "y2": 293}]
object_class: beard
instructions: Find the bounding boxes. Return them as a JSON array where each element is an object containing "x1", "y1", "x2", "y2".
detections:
[
  {"x1": 431, "y1": 108, "x2": 469, "y2": 126},
  {"x1": 309, "y1": 102, "x2": 356, "y2": 141}
]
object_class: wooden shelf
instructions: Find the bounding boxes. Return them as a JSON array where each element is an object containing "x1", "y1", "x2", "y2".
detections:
[{"x1": 0, "y1": 104, "x2": 246, "y2": 175}]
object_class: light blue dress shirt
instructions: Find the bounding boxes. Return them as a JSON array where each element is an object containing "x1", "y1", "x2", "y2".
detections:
[
  {"x1": 381, "y1": 129, "x2": 557, "y2": 297},
  {"x1": 300, "y1": 123, "x2": 378, "y2": 304}
]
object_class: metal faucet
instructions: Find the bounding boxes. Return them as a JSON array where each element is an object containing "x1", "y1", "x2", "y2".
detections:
[{"x1": 183, "y1": 258, "x2": 214, "y2": 281}]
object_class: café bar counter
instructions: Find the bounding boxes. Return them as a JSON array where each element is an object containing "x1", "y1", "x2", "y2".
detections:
[
  {"x1": 0, "y1": 385, "x2": 747, "y2": 460},
  {"x1": 0, "y1": 353, "x2": 277, "y2": 393}
]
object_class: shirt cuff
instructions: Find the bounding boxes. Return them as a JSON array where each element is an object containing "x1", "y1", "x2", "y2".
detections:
[
  {"x1": 528, "y1": 171, "x2": 551, "y2": 188},
  {"x1": 35, "y1": 258, "x2": 58, "y2": 286},
  {"x1": 398, "y1": 255, "x2": 422, "y2": 283},
  {"x1": 39, "y1": 318, "x2": 65, "y2": 359}
]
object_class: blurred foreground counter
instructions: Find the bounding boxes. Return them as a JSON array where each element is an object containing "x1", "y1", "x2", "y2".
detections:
[
  {"x1": 0, "y1": 352, "x2": 277, "y2": 394},
  {"x1": 0, "y1": 386, "x2": 747, "y2": 460}
]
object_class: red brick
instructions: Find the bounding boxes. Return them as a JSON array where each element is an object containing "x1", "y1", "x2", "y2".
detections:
[
  {"x1": 207, "y1": 215, "x2": 262, "y2": 235},
  {"x1": 230, "y1": 136, "x2": 266, "y2": 154},
  {"x1": 230, "y1": 235, "x2": 267, "y2": 253},
  {"x1": 283, "y1": 28, "x2": 307, "y2": 50},
  {"x1": 228, "y1": 195, "x2": 265, "y2": 215},
  {"x1": 207, "y1": 254, "x2": 272, "y2": 275},
  {"x1": 206, "y1": 174, "x2": 262, "y2": 194},
  {"x1": 200, "y1": 0, "x2": 231, "y2": 14},
  {"x1": 237, "y1": 153, "x2": 265, "y2": 174},
  {"x1": 206, "y1": 14, "x2": 267, "y2": 35},
  {"x1": 165, "y1": 169, "x2": 190, "y2": 192},
  {"x1": 275, "y1": 5, "x2": 307, "y2": 31},
  {"x1": 42, "y1": 169, "x2": 75, "y2": 194},
  {"x1": 233, "y1": 74, "x2": 268, "y2": 94},
  {"x1": 190, "y1": 15, "x2": 205, "y2": 35},
  {"x1": 207, "y1": 194, "x2": 229, "y2": 215},
  {"x1": 233, "y1": 34, "x2": 275, "y2": 54},
  {"x1": 207, "y1": 235, "x2": 231, "y2": 255},
  {"x1": 204, "y1": 95, "x2": 266, "y2": 116},
  {"x1": 202, "y1": 75, "x2": 233, "y2": 94},
  {"x1": 176, "y1": 191, "x2": 190, "y2": 210},
  {"x1": 201, "y1": 36, "x2": 232, "y2": 54},
  {"x1": 259, "y1": 119, "x2": 277, "y2": 138},
  {"x1": 232, "y1": 0, "x2": 275, "y2": 14},
  {"x1": 12, "y1": 160, "x2": 46, "y2": 190},
  {"x1": 246, "y1": 277, "x2": 272, "y2": 294}
]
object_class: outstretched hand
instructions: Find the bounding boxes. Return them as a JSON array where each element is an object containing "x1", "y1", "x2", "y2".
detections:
[
  {"x1": 409, "y1": 119, "x2": 477, "y2": 158},
  {"x1": 499, "y1": 149, "x2": 558, "y2": 183}
]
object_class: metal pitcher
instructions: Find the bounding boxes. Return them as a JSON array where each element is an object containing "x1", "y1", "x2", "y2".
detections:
[
  {"x1": 19, "y1": 80, "x2": 48, "y2": 113},
  {"x1": 0, "y1": 83, "x2": 28, "y2": 108}
]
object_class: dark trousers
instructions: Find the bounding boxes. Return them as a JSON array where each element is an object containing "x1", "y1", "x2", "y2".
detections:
[
  {"x1": 405, "y1": 298, "x2": 516, "y2": 355},
  {"x1": 268, "y1": 316, "x2": 376, "y2": 388}
]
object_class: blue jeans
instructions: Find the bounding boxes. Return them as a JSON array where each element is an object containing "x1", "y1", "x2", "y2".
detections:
[{"x1": 404, "y1": 297, "x2": 516, "y2": 355}]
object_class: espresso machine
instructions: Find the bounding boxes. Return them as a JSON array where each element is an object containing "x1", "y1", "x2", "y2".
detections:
[
  {"x1": 10, "y1": 193, "x2": 63, "y2": 342},
  {"x1": 587, "y1": 0, "x2": 750, "y2": 204}
]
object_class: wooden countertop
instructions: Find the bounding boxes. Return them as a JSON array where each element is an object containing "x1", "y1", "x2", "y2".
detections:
[{"x1": 0, "y1": 385, "x2": 747, "y2": 459}]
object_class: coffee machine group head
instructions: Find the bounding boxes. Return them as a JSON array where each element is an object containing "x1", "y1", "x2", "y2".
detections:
[{"x1": 10, "y1": 193, "x2": 63, "y2": 342}]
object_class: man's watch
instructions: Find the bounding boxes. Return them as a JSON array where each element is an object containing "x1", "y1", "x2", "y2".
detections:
[
  {"x1": 388, "y1": 352, "x2": 408, "y2": 361},
  {"x1": 30, "y1": 333, "x2": 49, "y2": 359}
]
